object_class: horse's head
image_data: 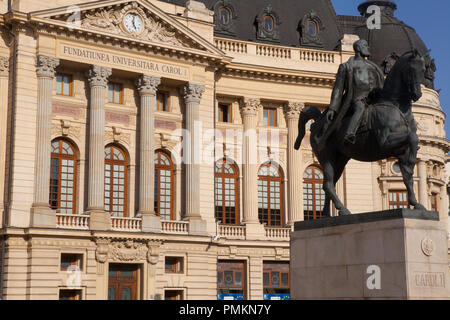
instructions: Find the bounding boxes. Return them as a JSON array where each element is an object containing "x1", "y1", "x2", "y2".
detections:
[
  {"x1": 385, "y1": 49, "x2": 426, "y2": 104},
  {"x1": 402, "y1": 49, "x2": 426, "y2": 102}
]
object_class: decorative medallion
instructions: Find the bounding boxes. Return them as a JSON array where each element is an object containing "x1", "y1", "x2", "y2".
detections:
[
  {"x1": 421, "y1": 237, "x2": 434, "y2": 257},
  {"x1": 94, "y1": 238, "x2": 163, "y2": 264},
  {"x1": 109, "y1": 240, "x2": 148, "y2": 261}
]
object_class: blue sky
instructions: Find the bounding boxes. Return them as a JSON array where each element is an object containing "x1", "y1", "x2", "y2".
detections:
[{"x1": 331, "y1": 0, "x2": 450, "y2": 139}]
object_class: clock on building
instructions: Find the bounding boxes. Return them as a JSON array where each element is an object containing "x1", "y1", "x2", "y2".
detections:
[{"x1": 124, "y1": 13, "x2": 143, "y2": 33}]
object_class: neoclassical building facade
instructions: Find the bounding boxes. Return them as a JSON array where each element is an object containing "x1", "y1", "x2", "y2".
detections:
[{"x1": 0, "y1": 0, "x2": 448, "y2": 300}]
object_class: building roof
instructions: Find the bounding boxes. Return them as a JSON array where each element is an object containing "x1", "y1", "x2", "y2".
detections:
[
  {"x1": 164, "y1": 0, "x2": 434, "y2": 85},
  {"x1": 165, "y1": 0, "x2": 344, "y2": 51}
]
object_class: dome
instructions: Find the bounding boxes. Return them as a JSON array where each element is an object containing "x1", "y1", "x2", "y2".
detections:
[{"x1": 355, "y1": 2, "x2": 431, "y2": 71}]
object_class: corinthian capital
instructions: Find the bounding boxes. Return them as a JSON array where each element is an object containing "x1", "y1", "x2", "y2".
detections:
[
  {"x1": 240, "y1": 98, "x2": 261, "y2": 116},
  {"x1": 136, "y1": 74, "x2": 161, "y2": 96},
  {"x1": 0, "y1": 56, "x2": 9, "y2": 77},
  {"x1": 284, "y1": 101, "x2": 304, "y2": 119},
  {"x1": 86, "y1": 65, "x2": 112, "y2": 88},
  {"x1": 182, "y1": 83, "x2": 205, "y2": 104},
  {"x1": 36, "y1": 55, "x2": 60, "y2": 78}
]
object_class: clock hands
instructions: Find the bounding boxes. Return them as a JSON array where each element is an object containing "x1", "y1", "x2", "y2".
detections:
[{"x1": 125, "y1": 14, "x2": 141, "y2": 32}]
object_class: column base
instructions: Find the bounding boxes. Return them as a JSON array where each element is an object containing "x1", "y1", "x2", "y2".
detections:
[
  {"x1": 245, "y1": 221, "x2": 266, "y2": 240},
  {"x1": 141, "y1": 214, "x2": 161, "y2": 233},
  {"x1": 31, "y1": 205, "x2": 56, "y2": 228},
  {"x1": 89, "y1": 209, "x2": 111, "y2": 231}
]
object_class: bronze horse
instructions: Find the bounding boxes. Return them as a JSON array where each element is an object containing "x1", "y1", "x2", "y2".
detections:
[{"x1": 294, "y1": 50, "x2": 426, "y2": 216}]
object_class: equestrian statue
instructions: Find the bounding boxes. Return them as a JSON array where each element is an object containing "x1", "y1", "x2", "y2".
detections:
[{"x1": 294, "y1": 39, "x2": 427, "y2": 216}]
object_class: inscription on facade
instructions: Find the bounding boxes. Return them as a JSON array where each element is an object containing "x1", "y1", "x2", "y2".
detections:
[
  {"x1": 413, "y1": 272, "x2": 445, "y2": 288},
  {"x1": 59, "y1": 43, "x2": 190, "y2": 80}
]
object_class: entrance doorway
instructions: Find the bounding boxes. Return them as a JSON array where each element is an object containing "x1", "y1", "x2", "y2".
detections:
[{"x1": 108, "y1": 264, "x2": 140, "y2": 300}]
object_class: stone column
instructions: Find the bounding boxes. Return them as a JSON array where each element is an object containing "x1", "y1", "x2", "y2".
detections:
[
  {"x1": 31, "y1": 55, "x2": 59, "y2": 227},
  {"x1": 439, "y1": 183, "x2": 449, "y2": 236},
  {"x1": 181, "y1": 83, "x2": 206, "y2": 234},
  {"x1": 86, "y1": 65, "x2": 112, "y2": 230},
  {"x1": 284, "y1": 102, "x2": 304, "y2": 224},
  {"x1": 417, "y1": 159, "x2": 428, "y2": 209},
  {"x1": 136, "y1": 75, "x2": 161, "y2": 232},
  {"x1": 240, "y1": 98, "x2": 264, "y2": 239},
  {"x1": 0, "y1": 57, "x2": 9, "y2": 226}
]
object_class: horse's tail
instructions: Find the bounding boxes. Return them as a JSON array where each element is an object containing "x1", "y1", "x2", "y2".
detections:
[{"x1": 294, "y1": 106, "x2": 322, "y2": 150}]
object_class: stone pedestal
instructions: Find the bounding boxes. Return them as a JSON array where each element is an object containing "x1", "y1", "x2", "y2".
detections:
[
  {"x1": 245, "y1": 222, "x2": 266, "y2": 241},
  {"x1": 141, "y1": 214, "x2": 162, "y2": 233},
  {"x1": 89, "y1": 210, "x2": 111, "y2": 231},
  {"x1": 30, "y1": 206, "x2": 56, "y2": 228},
  {"x1": 188, "y1": 218, "x2": 207, "y2": 236},
  {"x1": 291, "y1": 209, "x2": 450, "y2": 300}
]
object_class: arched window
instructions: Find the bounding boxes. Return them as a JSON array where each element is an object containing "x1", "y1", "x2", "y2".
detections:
[
  {"x1": 306, "y1": 20, "x2": 318, "y2": 36},
  {"x1": 50, "y1": 139, "x2": 77, "y2": 214},
  {"x1": 219, "y1": 7, "x2": 231, "y2": 25},
  {"x1": 155, "y1": 150, "x2": 174, "y2": 220},
  {"x1": 264, "y1": 15, "x2": 274, "y2": 32},
  {"x1": 215, "y1": 159, "x2": 239, "y2": 225},
  {"x1": 258, "y1": 162, "x2": 284, "y2": 226},
  {"x1": 104, "y1": 145, "x2": 128, "y2": 217},
  {"x1": 303, "y1": 166, "x2": 325, "y2": 220}
]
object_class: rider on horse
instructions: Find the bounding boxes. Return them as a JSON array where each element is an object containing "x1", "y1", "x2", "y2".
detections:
[{"x1": 315, "y1": 39, "x2": 384, "y2": 149}]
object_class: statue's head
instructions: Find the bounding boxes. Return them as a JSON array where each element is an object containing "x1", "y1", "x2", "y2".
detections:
[{"x1": 353, "y1": 39, "x2": 370, "y2": 58}]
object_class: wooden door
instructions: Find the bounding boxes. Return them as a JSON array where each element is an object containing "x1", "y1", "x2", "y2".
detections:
[{"x1": 108, "y1": 264, "x2": 139, "y2": 300}]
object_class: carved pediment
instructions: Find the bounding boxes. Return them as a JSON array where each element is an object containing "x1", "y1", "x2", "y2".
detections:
[
  {"x1": 30, "y1": 0, "x2": 225, "y2": 57},
  {"x1": 79, "y1": 2, "x2": 189, "y2": 48}
]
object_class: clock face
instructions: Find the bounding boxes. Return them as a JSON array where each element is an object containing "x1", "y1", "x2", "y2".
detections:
[{"x1": 124, "y1": 13, "x2": 143, "y2": 33}]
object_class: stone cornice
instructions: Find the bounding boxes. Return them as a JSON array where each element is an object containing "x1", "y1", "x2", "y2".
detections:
[
  {"x1": 28, "y1": 0, "x2": 224, "y2": 53},
  {"x1": 6, "y1": 0, "x2": 231, "y2": 67},
  {"x1": 28, "y1": 18, "x2": 230, "y2": 68},
  {"x1": 220, "y1": 63, "x2": 336, "y2": 87},
  {"x1": 419, "y1": 135, "x2": 450, "y2": 152}
]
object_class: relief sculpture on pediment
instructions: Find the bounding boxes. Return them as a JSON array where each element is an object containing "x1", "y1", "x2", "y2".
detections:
[{"x1": 81, "y1": 2, "x2": 185, "y2": 48}]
